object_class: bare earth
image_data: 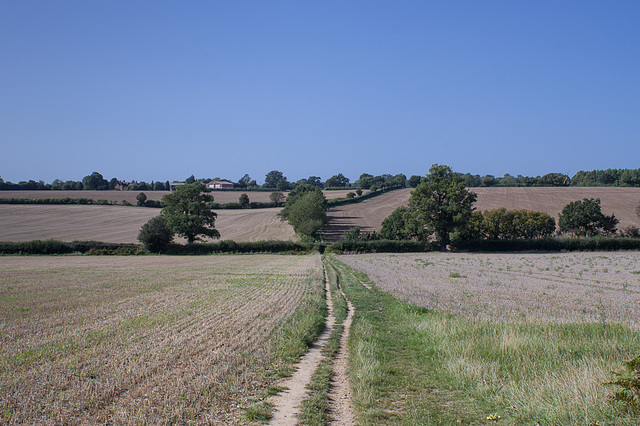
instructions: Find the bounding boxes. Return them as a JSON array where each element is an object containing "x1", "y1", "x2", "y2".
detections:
[
  {"x1": 0, "y1": 255, "x2": 323, "y2": 425},
  {"x1": 324, "y1": 187, "x2": 640, "y2": 240},
  {"x1": 339, "y1": 252, "x2": 640, "y2": 327},
  {"x1": 0, "y1": 204, "x2": 296, "y2": 243}
]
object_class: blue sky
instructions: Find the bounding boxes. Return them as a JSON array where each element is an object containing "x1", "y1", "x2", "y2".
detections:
[{"x1": 1, "y1": 1, "x2": 639, "y2": 185}]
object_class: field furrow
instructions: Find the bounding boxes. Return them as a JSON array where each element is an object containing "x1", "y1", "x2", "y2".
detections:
[{"x1": 0, "y1": 255, "x2": 323, "y2": 425}]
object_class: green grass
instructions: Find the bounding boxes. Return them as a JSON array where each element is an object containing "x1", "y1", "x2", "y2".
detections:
[{"x1": 327, "y1": 256, "x2": 640, "y2": 425}]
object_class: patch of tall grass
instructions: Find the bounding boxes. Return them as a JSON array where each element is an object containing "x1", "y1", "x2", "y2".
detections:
[{"x1": 328, "y1": 256, "x2": 640, "y2": 425}]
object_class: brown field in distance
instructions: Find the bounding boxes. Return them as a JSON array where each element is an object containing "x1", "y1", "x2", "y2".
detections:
[
  {"x1": 0, "y1": 187, "x2": 638, "y2": 243},
  {"x1": 0, "y1": 189, "x2": 355, "y2": 204},
  {"x1": 0, "y1": 204, "x2": 295, "y2": 243},
  {"x1": 0, "y1": 255, "x2": 323, "y2": 424},
  {"x1": 324, "y1": 187, "x2": 640, "y2": 240}
]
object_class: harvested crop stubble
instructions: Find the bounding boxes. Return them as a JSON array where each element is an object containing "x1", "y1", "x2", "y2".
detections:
[
  {"x1": 339, "y1": 252, "x2": 640, "y2": 326},
  {"x1": 0, "y1": 255, "x2": 323, "y2": 424}
]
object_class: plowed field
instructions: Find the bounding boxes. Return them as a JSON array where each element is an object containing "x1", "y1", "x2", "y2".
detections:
[
  {"x1": 0, "y1": 204, "x2": 295, "y2": 243},
  {"x1": 324, "y1": 187, "x2": 640, "y2": 241},
  {"x1": 0, "y1": 255, "x2": 323, "y2": 424}
]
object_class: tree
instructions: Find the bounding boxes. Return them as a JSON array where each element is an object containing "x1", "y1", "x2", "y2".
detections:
[
  {"x1": 161, "y1": 183, "x2": 220, "y2": 243},
  {"x1": 279, "y1": 184, "x2": 328, "y2": 238},
  {"x1": 185, "y1": 175, "x2": 196, "y2": 184},
  {"x1": 356, "y1": 173, "x2": 375, "y2": 189},
  {"x1": 237, "y1": 174, "x2": 252, "y2": 188},
  {"x1": 136, "y1": 192, "x2": 147, "y2": 207},
  {"x1": 407, "y1": 175, "x2": 422, "y2": 188},
  {"x1": 380, "y1": 206, "x2": 410, "y2": 240},
  {"x1": 270, "y1": 191, "x2": 286, "y2": 206},
  {"x1": 264, "y1": 170, "x2": 290, "y2": 190},
  {"x1": 82, "y1": 172, "x2": 109, "y2": 190},
  {"x1": 284, "y1": 191, "x2": 328, "y2": 238},
  {"x1": 325, "y1": 173, "x2": 350, "y2": 188},
  {"x1": 558, "y1": 198, "x2": 616, "y2": 237},
  {"x1": 138, "y1": 216, "x2": 174, "y2": 253},
  {"x1": 406, "y1": 164, "x2": 477, "y2": 250},
  {"x1": 239, "y1": 193, "x2": 250, "y2": 208}
]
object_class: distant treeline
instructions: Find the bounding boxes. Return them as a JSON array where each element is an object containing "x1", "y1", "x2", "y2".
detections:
[
  {"x1": 3, "y1": 168, "x2": 640, "y2": 191},
  {"x1": 459, "y1": 168, "x2": 640, "y2": 187}
]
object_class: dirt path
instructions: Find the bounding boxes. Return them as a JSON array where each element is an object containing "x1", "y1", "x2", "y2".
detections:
[
  {"x1": 268, "y1": 266, "x2": 336, "y2": 425},
  {"x1": 328, "y1": 280, "x2": 356, "y2": 425}
]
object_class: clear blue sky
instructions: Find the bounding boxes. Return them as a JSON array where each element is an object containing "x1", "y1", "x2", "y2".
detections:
[{"x1": 2, "y1": 1, "x2": 639, "y2": 185}]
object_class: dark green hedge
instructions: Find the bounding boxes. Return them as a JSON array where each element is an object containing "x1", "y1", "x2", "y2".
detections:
[
  {"x1": 327, "y1": 186, "x2": 402, "y2": 208},
  {"x1": 326, "y1": 239, "x2": 438, "y2": 254},
  {"x1": 453, "y1": 237, "x2": 640, "y2": 252},
  {"x1": 0, "y1": 240, "x2": 141, "y2": 255},
  {"x1": 164, "y1": 240, "x2": 313, "y2": 254}
]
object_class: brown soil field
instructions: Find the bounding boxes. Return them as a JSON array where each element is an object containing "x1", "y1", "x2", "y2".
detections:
[
  {"x1": 340, "y1": 252, "x2": 640, "y2": 326},
  {"x1": 0, "y1": 204, "x2": 295, "y2": 243},
  {"x1": 0, "y1": 189, "x2": 355, "y2": 204},
  {"x1": 324, "y1": 187, "x2": 640, "y2": 241},
  {"x1": 0, "y1": 255, "x2": 323, "y2": 424}
]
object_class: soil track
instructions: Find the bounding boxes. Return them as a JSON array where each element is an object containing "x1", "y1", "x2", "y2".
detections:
[{"x1": 324, "y1": 187, "x2": 640, "y2": 241}]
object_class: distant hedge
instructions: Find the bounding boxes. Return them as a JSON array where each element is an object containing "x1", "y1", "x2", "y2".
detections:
[
  {"x1": 453, "y1": 237, "x2": 640, "y2": 252},
  {"x1": 326, "y1": 239, "x2": 438, "y2": 254},
  {"x1": 164, "y1": 240, "x2": 314, "y2": 254},
  {"x1": 0, "y1": 239, "x2": 314, "y2": 255},
  {"x1": 327, "y1": 186, "x2": 402, "y2": 208},
  {"x1": 0, "y1": 240, "x2": 141, "y2": 255}
]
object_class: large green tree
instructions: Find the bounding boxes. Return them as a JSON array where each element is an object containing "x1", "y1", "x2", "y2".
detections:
[
  {"x1": 558, "y1": 198, "x2": 618, "y2": 237},
  {"x1": 82, "y1": 172, "x2": 109, "y2": 190},
  {"x1": 160, "y1": 183, "x2": 220, "y2": 243},
  {"x1": 406, "y1": 164, "x2": 477, "y2": 250},
  {"x1": 137, "y1": 216, "x2": 174, "y2": 253},
  {"x1": 279, "y1": 184, "x2": 328, "y2": 238}
]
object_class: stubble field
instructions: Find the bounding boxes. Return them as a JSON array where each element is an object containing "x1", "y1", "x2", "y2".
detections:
[
  {"x1": 0, "y1": 255, "x2": 323, "y2": 425},
  {"x1": 337, "y1": 252, "x2": 640, "y2": 424},
  {"x1": 0, "y1": 205, "x2": 296, "y2": 243},
  {"x1": 339, "y1": 252, "x2": 640, "y2": 325}
]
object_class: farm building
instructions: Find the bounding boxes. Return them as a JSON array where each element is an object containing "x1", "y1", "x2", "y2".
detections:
[{"x1": 205, "y1": 181, "x2": 234, "y2": 189}]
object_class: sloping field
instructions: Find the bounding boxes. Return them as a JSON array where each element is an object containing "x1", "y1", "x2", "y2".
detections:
[
  {"x1": 0, "y1": 205, "x2": 295, "y2": 243},
  {"x1": 0, "y1": 189, "x2": 354, "y2": 204},
  {"x1": 0, "y1": 255, "x2": 323, "y2": 424},
  {"x1": 324, "y1": 187, "x2": 640, "y2": 240}
]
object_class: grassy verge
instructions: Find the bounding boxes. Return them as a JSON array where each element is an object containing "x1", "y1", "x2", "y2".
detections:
[
  {"x1": 326, "y1": 256, "x2": 640, "y2": 425},
  {"x1": 298, "y1": 260, "x2": 349, "y2": 425}
]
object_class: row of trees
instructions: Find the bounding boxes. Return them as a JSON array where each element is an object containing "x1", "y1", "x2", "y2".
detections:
[
  {"x1": 372, "y1": 165, "x2": 639, "y2": 251},
  {"x1": 5, "y1": 167, "x2": 640, "y2": 192}
]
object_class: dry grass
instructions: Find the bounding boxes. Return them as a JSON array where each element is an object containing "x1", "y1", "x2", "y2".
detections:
[
  {"x1": 0, "y1": 205, "x2": 295, "y2": 243},
  {"x1": 339, "y1": 252, "x2": 640, "y2": 326},
  {"x1": 0, "y1": 255, "x2": 323, "y2": 425}
]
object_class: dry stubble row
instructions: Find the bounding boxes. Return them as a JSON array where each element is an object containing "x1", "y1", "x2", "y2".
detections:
[{"x1": 0, "y1": 255, "x2": 323, "y2": 425}]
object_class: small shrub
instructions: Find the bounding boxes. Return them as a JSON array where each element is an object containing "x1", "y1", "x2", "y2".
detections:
[
  {"x1": 137, "y1": 216, "x2": 174, "y2": 253},
  {"x1": 605, "y1": 355, "x2": 640, "y2": 413}
]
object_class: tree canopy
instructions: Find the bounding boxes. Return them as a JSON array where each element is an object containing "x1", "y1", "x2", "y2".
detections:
[
  {"x1": 406, "y1": 164, "x2": 477, "y2": 250},
  {"x1": 558, "y1": 198, "x2": 618, "y2": 237},
  {"x1": 279, "y1": 184, "x2": 327, "y2": 239},
  {"x1": 161, "y1": 183, "x2": 220, "y2": 243}
]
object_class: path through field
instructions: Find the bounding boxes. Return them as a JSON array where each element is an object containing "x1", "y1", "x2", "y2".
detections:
[
  {"x1": 269, "y1": 265, "x2": 337, "y2": 425},
  {"x1": 269, "y1": 260, "x2": 357, "y2": 425}
]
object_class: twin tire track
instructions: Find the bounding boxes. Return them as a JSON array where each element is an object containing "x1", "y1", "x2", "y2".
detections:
[{"x1": 269, "y1": 261, "x2": 357, "y2": 425}]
